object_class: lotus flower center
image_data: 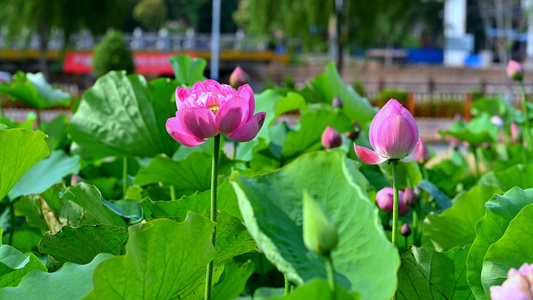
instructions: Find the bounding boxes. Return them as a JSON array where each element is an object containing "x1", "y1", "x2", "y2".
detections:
[{"x1": 207, "y1": 105, "x2": 220, "y2": 115}]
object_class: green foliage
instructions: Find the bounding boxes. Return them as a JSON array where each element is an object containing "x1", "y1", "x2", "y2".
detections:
[
  {"x1": 133, "y1": 0, "x2": 168, "y2": 30},
  {"x1": 0, "y1": 129, "x2": 49, "y2": 201},
  {"x1": 377, "y1": 88, "x2": 407, "y2": 107},
  {"x1": 169, "y1": 55, "x2": 207, "y2": 86},
  {"x1": 0, "y1": 244, "x2": 47, "y2": 289},
  {"x1": 440, "y1": 113, "x2": 498, "y2": 146},
  {"x1": 232, "y1": 151, "x2": 399, "y2": 299},
  {"x1": 92, "y1": 31, "x2": 134, "y2": 77}
]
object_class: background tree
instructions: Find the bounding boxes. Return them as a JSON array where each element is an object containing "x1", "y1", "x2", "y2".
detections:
[
  {"x1": 0, "y1": 0, "x2": 127, "y2": 79},
  {"x1": 133, "y1": 0, "x2": 168, "y2": 31},
  {"x1": 92, "y1": 31, "x2": 135, "y2": 77}
]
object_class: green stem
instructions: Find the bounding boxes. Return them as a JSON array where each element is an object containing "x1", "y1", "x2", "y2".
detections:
[
  {"x1": 325, "y1": 253, "x2": 337, "y2": 300},
  {"x1": 170, "y1": 185, "x2": 175, "y2": 201},
  {"x1": 123, "y1": 156, "x2": 128, "y2": 198},
  {"x1": 233, "y1": 141, "x2": 238, "y2": 160},
  {"x1": 412, "y1": 210, "x2": 419, "y2": 247},
  {"x1": 9, "y1": 199, "x2": 14, "y2": 246},
  {"x1": 205, "y1": 134, "x2": 221, "y2": 300},
  {"x1": 520, "y1": 82, "x2": 532, "y2": 158},
  {"x1": 471, "y1": 146, "x2": 481, "y2": 179},
  {"x1": 391, "y1": 159, "x2": 399, "y2": 246},
  {"x1": 285, "y1": 275, "x2": 290, "y2": 295}
]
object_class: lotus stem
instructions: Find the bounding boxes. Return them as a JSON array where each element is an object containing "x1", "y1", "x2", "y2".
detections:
[
  {"x1": 520, "y1": 82, "x2": 532, "y2": 157},
  {"x1": 285, "y1": 275, "x2": 290, "y2": 295},
  {"x1": 205, "y1": 134, "x2": 221, "y2": 300},
  {"x1": 325, "y1": 252, "x2": 337, "y2": 300},
  {"x1": 123, "y1": 156, "x2": 128, "y2": 198},
  {"x1": 170, "y1": 185, "x2": 175, "y2": 201},
  {"x1": 8, "y1": 198, "x2": 14, "y2": 246},
  {"x1": 391, "y1": 159, "x2": 399, "y2": 246},
  {"x1": 471, "y1": 146, "x2": 481, "y2": 179}
]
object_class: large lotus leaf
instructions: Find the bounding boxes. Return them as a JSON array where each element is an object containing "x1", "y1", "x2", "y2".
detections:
[
  {"x1": 397, "y1": 246, "x2": 473, "y2": 300},
  {"x1": 134, "y1": 152, "x2": 236, "y2": 197},
  {"x1": 478, "y1": 164, "x2": 533, "y2": 191},
  {"x1": 440, "y1": 113, "x2": 498, "y2": 145},
  {"x1": 424, "y1": 185, "x2": 501, "y2": 251},
  {"x1": 0, "y1": 71, "x2": 71, "y2": 109},
  {"x1": 0, "y1": 244, "x2": 47, "y2": 289},
  {"x1": 270, "y1": 279, "x2": 359, "y2": 300},
  {"x1": 0, "y1": 253, "x2": 112, "y2": 300},
  {"x1": 480, "y1": 204, "x2": 533, "y2": 296},
  {"x1": 8, "y1": 150, "x2": 80, "y2": 199},
  {"x1": 274, "y1": 92, "x2": 307, "y2": 121},
  {"x1": 38, "y1": 225, "x2": 128, "y2": 271},
  {"x1": 0, "y1": 112, "x2": 37, "y2": 130},
  {"x1": 231, "y1": 151, "x2": 399, "y2": 300},
  {"x1": 84, "y1": 214, "x2": 217, "y2": 300},
  {"x1": 142, "y1": 180, "x2": 241, "y2": 220},
  {"x1": 0, "y1": 129, "x2": 49, "y2": 201},
  {"x1": 281, "y1": 109, "x2": 354, "y2": 159},
  {"x1": 304, "y1": 62, "x2": 376, "y2": 127},
  {"x1": 418, "y1": 179, "x2": 452, "y2": 210},
  {"x1": 212, "y1": 260, "x2": 254, "y2": 300},
  {"x1": 70, "y1": 71, "x2": 178, "y2": 159},
  {"x1": 168, "y1": 55, "x2": 207, "y2": 86},
  {"x1": 466, "y1": 187, "x2": 533, "y2": 300},
  {"x1": 39, "y1": 115, "x2": 69, "y2": 151}
]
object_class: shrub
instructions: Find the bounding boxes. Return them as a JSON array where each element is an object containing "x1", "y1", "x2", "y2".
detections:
[{"x1": 92, "y1": 31, "x2": 135, "y2": 77}]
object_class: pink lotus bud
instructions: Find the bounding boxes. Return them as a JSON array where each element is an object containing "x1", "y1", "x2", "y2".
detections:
[
  {"x1": 332, "y1": 96, "x2": 343, "y2": 108},
  {"x1": 166, "y1": 80, "x2": 266, "y2": 147},
  {"x1": 354, "y1": 99, "x2": 420, "y2": 165},
  {"x1": 401, "y1": 223, "x2": 412, "y2": 237},
  {"x1": 415, "y1": 139, "x2": 430, "y2": 164},
  {"x1": 491, "y1": 115, "x2": 504, "y2": 128},
  {"x1": 482, "y1": 142, "x2": 491, "y2": 149},
  {"x1": 511, "y1": 122, "x2": 522, "y2": 145},
  {"x1": 376, "y1": 187, "x2": 410, "y2": 216},
  {"x1": 404, "y1": 187, "x2": 418, "y2": 206},
  {"x1": 490, "y1": 263, "x2": 533, "y2": 300},
  {"x1": 229, "y1": 66, "x2": 249, "y2": 88},
  {"x1": 345, "y1": 121, "x2": 362, "y2": 140},
  {"x1": 321, "y1": 126, "x2": 342, "y2": 149},
  {"x1": 507, "y1": 60, "x2": 524, "y2": 82}
]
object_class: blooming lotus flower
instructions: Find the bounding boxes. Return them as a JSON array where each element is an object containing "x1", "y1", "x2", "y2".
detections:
[
  {"x1": 376, "y1": 187, "x2": 410, "y2": 215},
  {"x1": 507, "y1": 60, "x2": 524, "y2": 82},
  {"x1": 355, "y1": 99, "x2": 420, "y2": 164},
  {"x1": 166, "y1": 80, "x2": 266, "y2": 147},
  {"x1": 321, "y1": 126, "x2": 342, "y2": 149},
  {"x1": 416, "y1": 139, "x2": 430, "y2": 164},
  {"x1": 490, "y1": 263, "x2": 533, "y2": 300},
  {"x1": 229, "y1": 66, "x2": 249, "y2": 88}
]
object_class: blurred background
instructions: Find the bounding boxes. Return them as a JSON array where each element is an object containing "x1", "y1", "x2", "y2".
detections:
[{"x1": 0, "y1": 0, "x2": 530, "y2": 138}]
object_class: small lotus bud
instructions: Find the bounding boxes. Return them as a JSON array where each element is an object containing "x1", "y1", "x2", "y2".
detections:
[
  {"x1": 482, "y1": 142, "x2": 491, "y2": 149},
  {"x1": 454, "y1": 114, "x2": 464, "y2": 122},
  {"x1": 415, "y1": 139, "x2": 430, "y2": 164},
  {"x1": 321, "y1": 126, "x2": 342, "y2": 149},
  {"x1": 491, "y1": 115, "x2": 503, "y2": 128},
  {"x1": 401, "y1": 223, "x2": 412, "y2": 237},
  {"x1": 345, "y1": 121, "x2": 362, "y2": 140},
  {"x1": 506, "y1": 60, "x2": 524, "y2": 82},
  {"x1": 376, "y1": 187, "x2": 410, "y2": 215},
  {"x1": 303, "y1": 191, "x2": 339, "y2": 255},
  {"x1": 490, "y1": 263, "x2": 533, "y2": 299},
  {"x1": 404, "y1": 187, "x2": 418, "y2": 206},
  {"x1": 229, "y1": 66, "x2": 249, "y2": 88},
  {"x1": 511, "y1": 122, "x2": 522, "y2": 145},
  {"x1": 332, "y1": 96, "x2": 343, "y2": 108}
]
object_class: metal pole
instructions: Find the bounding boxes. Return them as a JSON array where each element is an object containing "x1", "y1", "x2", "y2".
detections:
[{"x1": 211, "y1": 0, "x2": 221, "y2": 81}]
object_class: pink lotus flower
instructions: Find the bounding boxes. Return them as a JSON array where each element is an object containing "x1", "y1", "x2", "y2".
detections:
[
  {"x1": 166, "y1": 80, "x2": 266, "y2": 147},
  {"x1": 416, "y1": 139, "x2": 430, "y2": 164},
  {"x1": 376, "y1": 187, "x2": 410, "y2": 215},
  {"x1": 401, "y1": 223, "x2": 411, "y2": 237},
  {"x1": 354, "y1": 99, "x2": 420, "y2": 164},
  {"x1": 490, "y1": 263, "x2": 533, "y2": 300},
  {"x1": 511, "y1": 122, "x2": 522, "y2": 144},
  {"x1": 507, "y1": 60, "x2": 524, "y2": 81},
  {"x1": 321, "y1": 126, "x2": 342, "y2": 149},
  {"x1": 229, "y1": 66, "x2": 249, "y2": 88}
]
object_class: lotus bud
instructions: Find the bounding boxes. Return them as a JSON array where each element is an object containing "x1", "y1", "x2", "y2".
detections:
[
  {"x1": 404, "y1": 187, "x2": 418, "y2": 206},
  {"x1": 229, "y1": 66, "x2": 250, "y2": 88},
  {"x1": 321, "y1": 126, "x2": 342, "y2": 150},
  {"x1": 345, "y1": 121, "x2": 361, "y2": 140},
  {"x1": 401, "y1": 223, "x2": 412, "y2": 237},
  {"x1": 376, "y1": 187, "x2": 410, "y2": 216},
  {"x1": 303, "y1": 191, "x2": 339, "y2": 255},
  {"x1": 506, "y1": 60, "x2": 524, "y2": 82},
  {"x1": 511, "y1": 122, "x2": 522, "y2": 145},
  {"x1": 490, "y1": 263, "x2": 533, "y2": 299},
  {"x1": 491, "y1": 115, "x2": 504, "y2": 128},
  {"x1": 482, "y1": 142, "x2": 491, "y2": 149},
  {"x1": 332, "y1": 96, "x2": 343, "y2": 108},
  {"x1": 354, "y1": 99, "x2": 420, "y2": 165},
  {"x1": 454, "y1": 114, "x2": 464, "y2": 122},
  {"x1": 415, "y1": 139, "x2": 430, "y2": 164}
]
